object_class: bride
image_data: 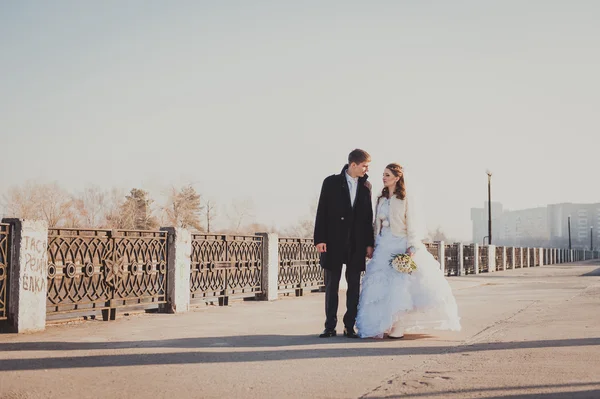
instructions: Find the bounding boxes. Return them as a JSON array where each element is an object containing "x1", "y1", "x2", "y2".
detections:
[{"x1": 356, "y1": 163, "x2": 461, "y2": 339}]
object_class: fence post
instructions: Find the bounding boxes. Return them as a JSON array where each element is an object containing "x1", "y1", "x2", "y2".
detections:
[
  {"x1": 1, "y1": 219, "x2": 48, "y2": 333},
  {"x1": 458, "y1": 243, "x2": 465, "y2": 276},
  {"x1": 540, "y1": 248, "x2": 545, "y2": 265},
  {"x1": 256, "y1": 232, "x2": 279, "y2": 301},
  {"x1": 488, "y1": 245, "x2": 496, "y2": 272},
  {"x1": 160, "y1": 227, "x2": 191, "y2": 314},
  {"x1": 519, "y1": 247, "x2": 524, "y2": 268},
  {"x1": 473, "y1": 243, "x2": 479, "y2": 275},
  {"x1": 438, "y1": 241, "x2": 446, "y2": 275}
]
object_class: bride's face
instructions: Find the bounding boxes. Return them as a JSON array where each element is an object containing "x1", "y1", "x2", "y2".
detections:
[{"x1": 382, "y1": 168, "x2": 400, "y2": 188}]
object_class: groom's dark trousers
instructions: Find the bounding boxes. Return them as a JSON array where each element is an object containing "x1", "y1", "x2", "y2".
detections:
[
  {"x1": 314, "y1": 165, "x2": 374, "y2": 331},
  {"x1": 324, "y1": 262, "x2": 362, "y2": 330}
]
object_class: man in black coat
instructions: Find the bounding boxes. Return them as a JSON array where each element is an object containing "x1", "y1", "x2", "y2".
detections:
[{"x1": 314, "y1": 149, "x2": 375, "y2": 338}]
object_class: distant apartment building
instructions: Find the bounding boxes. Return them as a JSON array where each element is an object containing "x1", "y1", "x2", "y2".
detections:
[{"x1": 471, "y1": 202, "x2": 600, "y2": 249}]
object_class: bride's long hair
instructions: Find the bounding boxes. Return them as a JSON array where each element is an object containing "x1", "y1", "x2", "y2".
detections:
[{"x1": 379, "y1": 163, "x2": 406, "y2": 201}]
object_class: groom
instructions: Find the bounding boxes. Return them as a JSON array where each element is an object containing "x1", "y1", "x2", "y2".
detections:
[{"x1": 314, "y1": 149, "x2": 375, "y2": 338}]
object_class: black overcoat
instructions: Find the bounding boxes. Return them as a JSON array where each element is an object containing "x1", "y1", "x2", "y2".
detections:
[{"x1": 313, "y1": 165, "x2": 375, "y2": 272}]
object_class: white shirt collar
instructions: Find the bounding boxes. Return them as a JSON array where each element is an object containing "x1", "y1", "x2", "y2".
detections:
[{"x1": 345, "y1": 171, "x2": 358, "y2": 184}]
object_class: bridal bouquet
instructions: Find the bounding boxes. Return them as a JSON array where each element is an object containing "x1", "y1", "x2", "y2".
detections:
[{"x1": 390, "y1": 253, "x2": 417, "y2": 275}]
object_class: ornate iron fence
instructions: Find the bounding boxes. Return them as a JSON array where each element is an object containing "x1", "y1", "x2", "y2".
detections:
[
  {"x1": 445, "y1": 244, "x2": 459, "y2": 276},
  {"x1": 190, "y1": 234, "x2": 263, "y2": 305},
  {"x1": 478, "y1": 245, "x2": 489, "y2": 273},
  {"x1": 515, "y1": 248, "x2": 522, "y2": 268},
  {"x1": 463, "y1": 244, "x2": 475, "y2": 275},
  {"x1": 505, "y1": 247, "x2": 514, "y2": 269},
  {"x1": 0, "y1": 224, "x2": 10, "y2": 320},
  {"x1": 495, "y1": 246, "x2": 504, "y2": 271},
  {"x1": 278, "y1": 237, "x2": 323, "y2": 295},
  {"x1": 425, "y1": 242, "x2": 440, "y2": 261},
  {"x1": 47, "y1": 228, "x2": 167, "y2": 320}
]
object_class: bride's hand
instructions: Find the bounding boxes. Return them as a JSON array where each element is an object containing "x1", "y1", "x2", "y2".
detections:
[
  {"x1": 366, "y1": 246, "x2": 374, "y2": 259},
  {"x1": 406, "y1": 246, "x2": 416, "y2": 257}
]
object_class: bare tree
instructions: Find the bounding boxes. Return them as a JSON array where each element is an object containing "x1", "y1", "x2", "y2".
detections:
[
  {"x1": 202, "y1": 198, "x2": 218, "y2": 233},
  {"x1": 2, "y1": 182, "x2": 42, "y2": 220},
  {"x1": 283, "y1": 197, "x2": 318, "y2": 238},
  {"x1": 106, "y1": 188, "x2": 158, "y2": 230},
  {"x1": 427, "y1": 226, "x2": 453, "y2": 242},
  {"x1": 103, "y1": 188, "x2": 127, "y2": 229},
  {"x1": 244, "y1": 223, "x2": 280, "y2": 235},
  {"x1": 227, "y1": 197, "x2": 256, "y2": 232},
  {"x1": 70, "y1": 186, "x2": 110, "y2": 228},
  {"x1": 2, "y1": 182, "x2": 74, "y2": 227},
  {"x1": 163, "y1": 185, "x2": 203, "y2": 231}
]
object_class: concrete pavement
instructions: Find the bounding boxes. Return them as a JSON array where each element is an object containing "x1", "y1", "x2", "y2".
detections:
[{"x1": 1, "y1": 261, "x2": 599, "y2": 399}]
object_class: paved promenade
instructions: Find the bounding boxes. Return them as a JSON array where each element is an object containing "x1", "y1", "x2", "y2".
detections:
[{"x1": 1, "y1": 261, "x2": 599, "y2": 399}]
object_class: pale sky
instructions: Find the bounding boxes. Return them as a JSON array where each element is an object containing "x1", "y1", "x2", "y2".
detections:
[{"x1": 1, "y1": 1, "x2": 599, "y2": 240}]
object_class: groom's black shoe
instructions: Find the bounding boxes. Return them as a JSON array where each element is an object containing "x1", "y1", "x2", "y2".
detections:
[
  {"x1": 319, "y1": 329, "x2": 337, "y2": 338},
  {"x1": 343, "y1": 327, "x2": 359, "y2": 338}
]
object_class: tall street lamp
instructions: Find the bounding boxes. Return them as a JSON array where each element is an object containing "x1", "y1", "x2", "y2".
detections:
[
  {"x1": 591, "y1": 226, "x2": 594, "y2": 250},
  {"x1": 568, "y1": 215, "x2": 572, "y2": 250},
  {"x1": 486, "y1": 170, "x2": 492, "y2": 245}
]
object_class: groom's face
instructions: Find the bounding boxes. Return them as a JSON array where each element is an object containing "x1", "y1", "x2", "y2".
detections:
[{"x1": 350, "y1": 161, "x2": 370, "y2": 177}]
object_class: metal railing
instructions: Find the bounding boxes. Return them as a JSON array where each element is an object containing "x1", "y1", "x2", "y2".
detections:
[
  {"x1": 0, "y1": 224, "x2": 10, "y2": 320},
  {"x1": 425, "y1": 242, "x2": 440, "y2": 261},
  {"x1": 47, "y1": 228, "x2": 167, "y2": 319},
  {"x1": 495, "y1": 246, "x2": 504, "y2": 271},
  {"x1": 190, "y1": 234, "x2": 263, "y2": 305},
  {"x1": 515, "y1": 248, "x2": 523, "y2": 268},
  {"x1": 445, "y1": 244, "x2": 459, "y2": 276},
  {"x1": 505, "y1": 247, "x2": 514, "y2": 269},
  {"x1": 463, "y1": 244, "x2": 475, "y2": 274},
  {"x1": 278, "y1": 237, "x2": 323, "y2": 295},
  {"x1": 478, "y1": 245, "x2": 489, "y2": 273}
]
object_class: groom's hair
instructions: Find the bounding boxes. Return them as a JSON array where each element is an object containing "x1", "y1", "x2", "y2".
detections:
[{"x1": 348, "y1": 149, "x2": 371, "y2": 165}]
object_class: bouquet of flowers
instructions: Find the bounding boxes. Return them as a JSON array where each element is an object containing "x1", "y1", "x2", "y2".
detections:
[{"x1": 390, "y1": 253, "x2": 417, "y2": 275}]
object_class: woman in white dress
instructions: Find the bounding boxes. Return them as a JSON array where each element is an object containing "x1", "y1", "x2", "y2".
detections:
[{"x1": 356, "y1": 163, "x2": 461, "y2": 339}]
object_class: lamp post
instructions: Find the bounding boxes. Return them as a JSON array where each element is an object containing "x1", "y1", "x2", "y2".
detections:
[
  {"x1": 568, "y1": 215, "x2": 572, "y2": 250},
  {"x1": 486, "y1": 170, "x2": 492, "y2": 245},
  {"x1": 591, "y1": 226, "x2": 593, "y2": 250}
]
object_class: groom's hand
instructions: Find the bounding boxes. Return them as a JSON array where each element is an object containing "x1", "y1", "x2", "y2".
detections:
[
  {"x1": 316, "y1": 243, "x2": 327, "y2": 253},
  {"x1": 366, "y1": 246, "x2": 374, "y2": 259}
]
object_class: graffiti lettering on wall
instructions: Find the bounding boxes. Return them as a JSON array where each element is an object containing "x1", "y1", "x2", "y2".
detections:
[{"x1": 22, "y1": 235, "x2": 47, "y2": 293}]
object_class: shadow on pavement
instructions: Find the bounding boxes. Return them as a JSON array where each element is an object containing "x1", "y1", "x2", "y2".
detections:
[
  {"x1": 478, "y1": 390, "x2": 600, "y2": 399},
  {"x1": 368, "y1": 382, "x2": 600, "y2": 399},
  {"x1": 580, "y1": 267, "x2": 600, "y2": 277},
  {"x1": 0, "y1": 334, "x2": 598, "y2": 352},
  {"x1": 1, "y1": 337, "x2": 599, "y2": 371}
]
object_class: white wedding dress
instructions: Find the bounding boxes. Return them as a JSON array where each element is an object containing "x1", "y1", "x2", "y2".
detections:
[{"x1": 356, "y1": 197, "x2": 461, "y2": 338}]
